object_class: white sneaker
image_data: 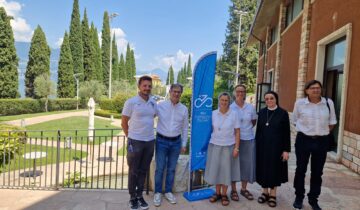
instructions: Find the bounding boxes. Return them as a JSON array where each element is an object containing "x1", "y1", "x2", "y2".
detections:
[
  {"x1": 153, "y1": 192, "x2": 162, "y2": 207},
  {"x1": 164, "y1": 192, "x2": 176, "y2": 204}
]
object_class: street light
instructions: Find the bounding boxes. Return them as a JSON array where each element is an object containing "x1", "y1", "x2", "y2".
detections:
[
  {"x1": 108, "y1": 12, "x2": 119, "y2": 99},
  {"x1": 235, "y1": 10, "x2": 248, "y2": 85},
  {"x1": 73, "y1": 73, "x2": 82, "y2": 110}
]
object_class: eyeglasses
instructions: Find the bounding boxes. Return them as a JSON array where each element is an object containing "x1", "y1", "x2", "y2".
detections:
[{"x1": 309, "y1": 87, "x2": 321, "y2": 90}]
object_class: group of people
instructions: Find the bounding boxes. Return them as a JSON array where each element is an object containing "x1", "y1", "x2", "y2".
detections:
[
  {"x1": 121, "y1": 75, "x2": 336, "y2": 210},
  {"x1": 205, "y1": 80, "x2": 336, "y2": 210}
]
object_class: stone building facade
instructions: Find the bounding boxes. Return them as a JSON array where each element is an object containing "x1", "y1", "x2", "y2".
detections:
[{"x1": 248, "y1": 0, "x2": 360, "y2": 174}]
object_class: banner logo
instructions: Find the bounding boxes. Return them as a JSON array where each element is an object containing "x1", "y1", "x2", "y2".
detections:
[{"x1": 194, "y1": 95, "x2": 213, "y2": 108}]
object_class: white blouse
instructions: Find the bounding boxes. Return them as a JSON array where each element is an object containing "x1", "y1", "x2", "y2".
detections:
[
  {"x1": 230, "y1": 102, "x2": 257, "y2": 140},
  {"x1": 292, "y1": 97, "x2": 337, "y2": 136},
  {"x1": 209, "y1": 109, "x2": 240, "y2": 146}
]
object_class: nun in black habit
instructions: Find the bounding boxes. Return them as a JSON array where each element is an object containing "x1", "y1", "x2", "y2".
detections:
[{"x1": 255, "y1": 91, "x2": 291, "y2": 208}]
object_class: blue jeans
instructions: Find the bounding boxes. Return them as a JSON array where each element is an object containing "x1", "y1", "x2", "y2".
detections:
[{"x1": 155, "y1": 135, "x2": 182, "y2": 193}]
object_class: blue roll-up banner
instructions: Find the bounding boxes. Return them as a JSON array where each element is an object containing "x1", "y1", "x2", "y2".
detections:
[{"x1": 190, "y1": 51, "x2": 217, "y2": 172}]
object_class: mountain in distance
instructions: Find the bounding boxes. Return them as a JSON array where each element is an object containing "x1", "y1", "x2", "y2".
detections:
[
  {"x1": 137, "y1": 68, "x2": 168, "y2": 84},
  {"x1": 15, "y1": 42, "x2": 60, "y2": 97}
]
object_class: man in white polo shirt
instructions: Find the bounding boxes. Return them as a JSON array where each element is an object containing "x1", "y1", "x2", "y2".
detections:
[
  {"x1": 122, "y1": 75, "x2": 157, "y2": 210},
  {"x1": 153, "y1": 84, "x2": 188, "y2": 207}
]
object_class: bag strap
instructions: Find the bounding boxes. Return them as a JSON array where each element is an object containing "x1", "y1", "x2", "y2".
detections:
[{"x1": 325, "y1": 97, "x2": 330, "y2": 113}]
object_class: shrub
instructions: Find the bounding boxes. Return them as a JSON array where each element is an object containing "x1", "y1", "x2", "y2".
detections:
[
  {"x1": 0, "y1": 98, "x2": 79, "y2": 116},
  {"x1": 98, "y1": 99, "x2": 114, "y2": 112},
  {"x1": 113, "y1": 92, "x2": 132, "y2": 113},
  {"x1": 98, "y1": 92, "x2": 132, "y2": 113},
  {"x1": 0, "y1": 124, "x2": 26, "y2": 172},
  {"x1": 0, "y1": 99, "x2": 42, "y2": 115},
  {"x1": 94, "y1": 109, "x2": 121, "y2": 119}
]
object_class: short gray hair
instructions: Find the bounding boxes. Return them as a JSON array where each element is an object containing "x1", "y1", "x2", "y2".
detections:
[{"x1": 170, "y1": 83, "x2": 183, "y2": 93}]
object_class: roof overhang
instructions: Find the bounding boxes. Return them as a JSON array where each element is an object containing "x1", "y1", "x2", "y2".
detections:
[{"x1": 246, "y1": 0, "x2": 282, "y2": 46}]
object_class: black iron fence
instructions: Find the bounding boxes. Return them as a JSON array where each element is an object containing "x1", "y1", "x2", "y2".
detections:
[{"x1": 0, "y1": 129, "x2": 133, "y2": 190}]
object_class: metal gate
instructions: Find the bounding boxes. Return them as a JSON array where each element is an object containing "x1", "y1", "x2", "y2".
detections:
[{"x1": 0, "y1": 129, "x2": 133, "y2": 190}]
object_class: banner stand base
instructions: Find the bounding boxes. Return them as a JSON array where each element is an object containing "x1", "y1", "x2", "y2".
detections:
[{"x1": 183, "y1": 188, "x2": 215, "y2": 202}]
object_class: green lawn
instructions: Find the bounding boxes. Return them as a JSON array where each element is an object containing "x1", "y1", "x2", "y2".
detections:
[
  {"x1": 1, "y1": 144, "x2": 87, "y2": 172},
  {"x1": 0, "y1": 109, "x2": 85, "y2": 122},
  {"x1": 25, "y1": 116, "x2": 121, "y2": 144}
]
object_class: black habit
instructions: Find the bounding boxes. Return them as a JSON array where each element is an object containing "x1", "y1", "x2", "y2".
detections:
[{"x1": 255, "y1": 107, "x2": 291, "y2": 188}]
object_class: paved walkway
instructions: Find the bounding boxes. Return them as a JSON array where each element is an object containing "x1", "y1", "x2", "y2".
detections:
[
  {"x1": 0, "y1": 151, "x2": 359, "y2": 210},
  {"x1": 4, "y1": 110, "x2": 122, "y2": 128}
]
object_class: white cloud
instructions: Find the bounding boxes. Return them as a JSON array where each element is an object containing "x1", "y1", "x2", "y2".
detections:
[
  {"x1": 155, "y1": 50, "x2": 193, "y2": 72},
  {"x1": 54, "y1": 37, "x2": 63, "y2": 49},
  {"x1": 0, "y1": 0, "x2": 33, "y2": 42},
  {"x1": 0, "y1": 0, "x2": 21, "y2": 16}
]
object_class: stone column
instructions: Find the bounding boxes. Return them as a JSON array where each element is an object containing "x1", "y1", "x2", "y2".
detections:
[
  {"x1": 273, "y1": 1, "x2": 287, "y2": 92},
  {"x1": 296, "y1": 0, "x2": 312, "y2": 99}
]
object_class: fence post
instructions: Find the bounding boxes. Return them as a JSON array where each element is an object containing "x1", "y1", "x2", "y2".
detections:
[{"x1": 55, "y1": 130, "x2": 61, "y2": 190}]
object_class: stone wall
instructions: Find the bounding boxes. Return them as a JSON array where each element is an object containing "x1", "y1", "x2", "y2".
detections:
[{"x1": 342, "y1": 131, "x2": 360, "y2": 174}]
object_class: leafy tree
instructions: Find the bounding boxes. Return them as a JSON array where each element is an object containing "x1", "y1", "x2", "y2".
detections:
[
  {"x1": 111, "y1": 33, "x2": 119, "y2": 81},
  {"x1": 34, "y1": 73, "x2": 56, "y2": 112},
  {"x1": 0, "y1": 7, "x2": 19, "y2": 98},
  {"x1": 219, "y1": 0, "x2": 258, "y2": 92},
  {"x1": 82, "y1": 9, "x2": 96, "y2": 81},
  {"x1": 111, "y1": 80, "x2": 137, "y2": 96},
  {"x1": 166, "y1": 65, "x2": 174, "y2": 85},
  {"x1": 118, "y1": 54, "x2": 125, "y2": 80},
  {"x1": 79, "y1": 80, "x2": 105, "y2": 102},
  {"x1": 90, "y1": 23, "x2": 102, "y2": 82},
  {"x1": 69, "y1": 0, "x2": 84, "y2": 81},
  {"x1": 101, "y1": 11, "x2": 111, "y2": 89},
  {"x1": 57, "y1": 32, "x2": 75, "y2": 98},
  {"x1": 25, "y1": 25, "x2": 51, "y2": 98}
]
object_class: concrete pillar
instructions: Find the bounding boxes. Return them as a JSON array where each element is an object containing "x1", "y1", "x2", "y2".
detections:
[{"x1": 296, "y1": 0, "x2": 312, "y2": 99}]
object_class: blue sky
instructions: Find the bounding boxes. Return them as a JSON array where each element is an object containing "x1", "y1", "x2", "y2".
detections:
[{"x1": 1, "y1": 0, "x2": 231, "y2": 73}]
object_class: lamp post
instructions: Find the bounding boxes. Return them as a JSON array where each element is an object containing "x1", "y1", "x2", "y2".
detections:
[
  {"x1": 235, "y1": 10, "x2": 248, "y2": 85},
  {"x1": 108, "y1": 12, "x2": 119, "y2": 99},
  {"x1": 73, "y1": 73, "x2": 82, "y2": 110}
]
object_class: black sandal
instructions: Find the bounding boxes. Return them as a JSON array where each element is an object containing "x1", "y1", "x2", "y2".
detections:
[
  {"x1": 240, "y1": 189, "x2": 254, "y2": 200},
  {"x1": 268, "y1": 196, "x2": 277, "y2": 207},
  {"x1": 209, "y1": 194, "x2": 221, "y2": 203},
  {"x1": 230, "y1": 190, "x2": 239, "y2": 201},
  {"x1": 221, "y1": 195, "x2": 230, "y2": 206},
  {"x1": 257, "y1": 193, "x2": 269, "y2": 203}
]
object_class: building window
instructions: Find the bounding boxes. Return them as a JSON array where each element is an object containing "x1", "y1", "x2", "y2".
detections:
[
  {"x1": 270, "y1": 26, "x2": 278, "y2": 46},
  {"x1": 286, "y1": 0, "x2": 304, "y2": 27}
]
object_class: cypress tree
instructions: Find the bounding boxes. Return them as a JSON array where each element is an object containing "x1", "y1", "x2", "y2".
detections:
[
  {"x1": 0, "y1": 7, "x2": 19, "y2": 98},
  {"x1": 130, "y1": 49, "x2": 136, "y2": 84},
  {"x1": 176, "y1": 67, "x2": 182, "y2": 84},
  {"x1": 25, "y1": 25, "x2": 51, "y2": 98},
  {"x1": 69, "y1": 0, "x2": 84, "y2": 81},
  {"x1": 166, "y1": 65, "x2": 174, "y2": 85},
  {"x1": 101, "y1": 11, "x2": 111, "y2": 89},
  {"x1": 125, "y1": 43, "x2": 132, "y2": 81},
  {"x1": 57, "y1": 32, "x2": 75, "y2": 98},
  {"x1": 187, "y1": 55, "x2": 192, "y2": 78},
  {"x1": 118, "y1": 53, "x2": 125, "y2": 80},
  {"x1": 90, "y1": 23, "x2": 102, "y2": 82},
  {"x1": 82, "y1": 9, "x2": 96, "y2": 81},
  {"x1": 111, "y1": 33, "x2": 119, "y2": 81}
]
